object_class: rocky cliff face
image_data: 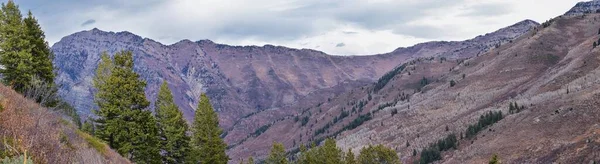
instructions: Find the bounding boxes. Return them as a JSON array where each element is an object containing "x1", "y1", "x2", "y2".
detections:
[{"x1": 51, "y1": 20, "x2": 537, "y2": 131}]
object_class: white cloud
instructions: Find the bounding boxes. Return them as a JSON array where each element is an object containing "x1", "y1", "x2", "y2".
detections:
[{"x1": 9, "y1": 0, "x2": 584, "y2": 55}]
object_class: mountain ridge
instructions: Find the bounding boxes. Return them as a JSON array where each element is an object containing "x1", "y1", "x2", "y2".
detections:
[{"x1": 51, "y1": 18, "x2": 538, "y2": 140}]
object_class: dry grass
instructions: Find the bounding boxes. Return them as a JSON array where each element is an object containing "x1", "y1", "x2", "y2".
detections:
[{"x1": 0, "y1": 84, "x2": 129, "y2": 164}]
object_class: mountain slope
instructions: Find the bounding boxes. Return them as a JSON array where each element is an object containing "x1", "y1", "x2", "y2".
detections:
[
  {"x1": 0, "y1": 84, "x2": 129, "y2": 164},
  {"x1": 51, "y1": 20, "x2": 537, "y2": 131},
  {"x1": 228, "y1": 12, "x2": 600, "y2": 163}
]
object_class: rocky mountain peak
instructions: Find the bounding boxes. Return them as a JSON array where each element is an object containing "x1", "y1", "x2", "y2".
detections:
[{"x1": 565, "y1": 0, "x2": 600, "y2": 16}]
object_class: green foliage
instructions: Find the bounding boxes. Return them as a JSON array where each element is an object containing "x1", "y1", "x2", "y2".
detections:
[
  {"x1": 489, "y1": 154, "x2": 500, "y2": 164},
  {"x1": 343, "y1": 113, "x2": 372, "y2": 131},
  {"x1": 508, "y1": 102, "x2": 524, "y2": 114},
  {"x1": 419, "y1": 134, "x2": 457, "y2": 164},
  {"x1": 419, "y1": 77, "x2": 429, "y2": 90},
  {"x1": 92, "y1": 51, "x2": 161, "y2": 163},
  {"x1": 252, "y1": 124, "x2": 272, "y2": 136},
  {"x1": 373, "y1": 64, "x2": 406, "y2": 92},
  {"x1": 156, "y1": 81, "x2": 191, "y2": 164},
  {"x1": 345, "y1": 149, "x2": 356, "y2": 164},
  {"x1": 76, "y1": 130, "x2": 108, "y2": 156},
  {"x1": 0, "y1": 155, "x2": 33, "y2": 164},
  {"x1": 0, "y1": 2, "x2": 55, "y2": 96},
  {"x1": 267, "y1": 142, "x2": 288, "y2": 164},
  {"x1": 0, "y1": 1, "x2": 34, "y2": 93},
  {"x1": 190, "y1": 93, "x2": 229, "y2": 164},
  {"x1": 23, "y1": 11, "x2": 54, "y2": 86},
  {"x1": 357, "y1": 144, "x2": 400, "y2": 164},
  {"x1": 81, "y1": 120, "x2": 95, "y2": 135},
  {"x1": 247, "y1": 156, "x2": 254, "y2": 164},
  {"x1": 300, "y1": 116, "x2": 309, "y2": 126},
  {"x1": 466, "y1": 111, "x2": 503, "y2": 139},
  {"x1": 450, "y1": 80, "x2": 456, "y2": 87},
  {"x1": 542, "y1": 19, "x2": 554, "y2": 28}
]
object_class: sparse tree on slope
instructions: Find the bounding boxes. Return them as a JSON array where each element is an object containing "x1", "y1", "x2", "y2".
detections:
[
  {"x1": 267, "y1": 142, "x2": 288, "y2": 164},
  {"x1": 156, "y1": 81, "x2": 191, "y2": 164},
  {"x1": 190, "y1": 93, "x2": 229, "y2": 164},
  {"x1": 93, "y1": 51, "x2": 160, "y2": 163},
  {"x1": 247, "y1": 156, "x2": 254, "y2": 164},
  {"x1": 489, "y1": 154, "x2": 500, "y2": 164},
  {"x1": 358, "y1": 144, "x2": 400, "y2": 164}
]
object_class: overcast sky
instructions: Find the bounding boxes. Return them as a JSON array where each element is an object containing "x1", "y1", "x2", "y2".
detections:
[{"x1": 7, "y1": 0, "x2": 584, "y2": 55}]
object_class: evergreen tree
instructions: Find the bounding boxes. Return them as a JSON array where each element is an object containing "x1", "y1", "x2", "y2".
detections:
[
  {"x1": 0, "y1": 1, "x2": 34, "y2": 93},
  {"x1": 247, "y1": 156, "x2": 254, "y2": 164},
  {"x1": 156, "y1": 81, "x2": 190, "y2": 164},
  {"x1": 357, "y1": 145, "x2": 400, "y2": 164},
  {"x1": 297, "y1": 144, "x2": 317, "y2": 164},
  {"x1": 318, "y1": 138, "x2": 342, "y2": 164},
  {"x1": 93, "y1": 51, "x2": 160, "y2": 163},
  {"x1": 23, "y1": 11, "x2": 54, "y2": 85},
  {"x1": 190, "y1": 93, "x2": 229, "y2": 164},
  {"x1": 81, "y1": 120, "x2": 95, "y2": 135},
  {"x1": 267, "y1": 142, "x2": 288, "y2": 164},
  {"x1": 344, "y1": 149, "x2": 356, "y2": 164},
  {"x1": 489, "y1": 154, "x2": 500, "y2": 164}
]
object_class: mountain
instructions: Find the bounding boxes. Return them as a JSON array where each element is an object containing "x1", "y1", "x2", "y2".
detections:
[
  {"x1": 565, "y1": 0, "x2": 600, "y2": 15},
  {"x1": 227, "y1": 9, "x2": 600, "y2": 164},
  {"x1": 51, "y1": 20, "x2": 537, "y2": 131}
]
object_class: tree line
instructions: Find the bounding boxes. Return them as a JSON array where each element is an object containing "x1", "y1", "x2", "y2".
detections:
[
  {"x1": 87, "y1": 51, "x2": 228, "y2": 164},
  {"x1": 257, "y1": 138, "x2": 400, "y2": 164}
]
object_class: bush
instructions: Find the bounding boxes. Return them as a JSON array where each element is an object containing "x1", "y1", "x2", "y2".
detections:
[
  {"x1": 450, "y1": 80, "x2": 456, "y2": 87},
  {"x1": 301, "y1": 116, "x2": 309, "y2": 126},
  {"x1": 1, "y1": 155, "x2": 33, "y2": 164}
]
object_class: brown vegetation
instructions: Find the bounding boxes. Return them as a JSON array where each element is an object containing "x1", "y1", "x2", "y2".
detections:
[{"x1": 0, "y1": 85, "x2": 129, "y2": 164}]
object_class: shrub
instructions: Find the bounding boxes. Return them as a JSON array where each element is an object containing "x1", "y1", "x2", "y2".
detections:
[
  {"x1": 1, "y1": 155, "x2": 33, "y2": 164},
  {"x1": 301, "y1": 116, "x2": 309, "y2": 126},
  {"x1": 450, "y1": 80, "x2": 456, "y2": 87}
]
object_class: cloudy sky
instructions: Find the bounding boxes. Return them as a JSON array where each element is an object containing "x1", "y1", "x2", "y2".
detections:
[{"x1": 8, "y1": 0, "x2": 583, "y2": 55}]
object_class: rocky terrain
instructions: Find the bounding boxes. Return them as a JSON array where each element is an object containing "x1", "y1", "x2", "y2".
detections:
[
  {"x1": 566, "y1": 0, "x2": 600, "y2": 16},
  {"x1": 51, "y1": 18, "x2": 536, "y2": 131},
  {"x1": 228, "y1": 6, "x2": 600, "y2": 163}
]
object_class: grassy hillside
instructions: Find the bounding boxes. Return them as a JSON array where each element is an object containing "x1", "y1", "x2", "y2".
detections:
[{"x1": 0, "y1": 84, "x2": 129, "y2": 164}]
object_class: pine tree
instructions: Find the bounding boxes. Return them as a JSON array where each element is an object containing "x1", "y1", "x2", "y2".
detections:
[
  {"x1": 344, "y1": 149, "x2": 356, "y2": 164},
  {"x1": 81, "y1": 120, "x2": 95, "y2": 135},
  {"x1": 489, "y1": 154, "x2": 500, "y2": 164},
  {"x1": 319, "y1": 138, "x2": 342, "y2": 164},
  {"x1": 156, "y1": 81, "x2": 190, "y2": 164},
  {"x1": 266, "y1": 142, "x2": 288, "y2": 164},
  {"x1": 190, "y1": 93, "x2": 229, "y2": 164},
  {"x1": 357, "y1": 145, "x2": 400, "y2": 164},
  {"x1": 0, "y1": 1, "x2": 34, "y2": 93},
  {"x1": 22, "y1": 10, "x2": 57, "y2": 106},
  {"x1": 93, "y1": 51, "x2": 160, "y2": 163},
  {"x1": 23, "y1": 11, "x2": 54, "y2": 85},
  {"x1": 247, "y1": 156, "x2": 254, "y2": 164}
]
